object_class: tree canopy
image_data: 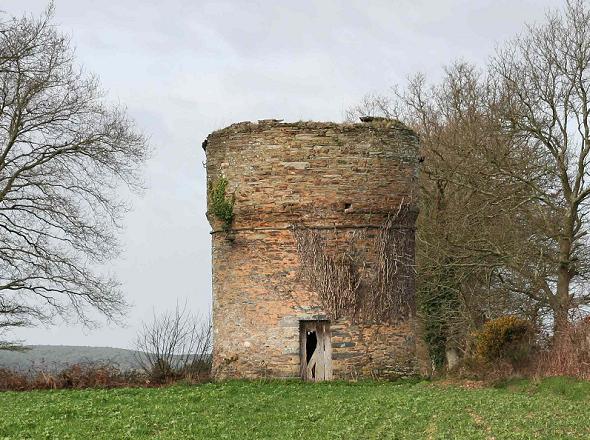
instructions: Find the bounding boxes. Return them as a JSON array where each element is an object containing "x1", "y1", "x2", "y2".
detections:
[
  {"x1": 0, "y1": 6, "x2": 149, "y2": 347},
  {"x1": 348, "y1": 0, "x2": 590, "y2": 368}
]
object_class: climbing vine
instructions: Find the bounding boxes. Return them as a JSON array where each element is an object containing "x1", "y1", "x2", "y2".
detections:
[
  {"x1": 418, "y1": 263, "x2": 462, "y2": 370},
  {"x1": 292, "y1": 204, "x2": 416, "y2": 323},
  {"x1": 208, "y1": 177, "x2": 235, "y2": 230},
  {"x1": 367, "y1": 210, "x2": 416, "y2": 322},
  {"x1": 292, "y1": 228, "x2": 365, "y2": 319}
]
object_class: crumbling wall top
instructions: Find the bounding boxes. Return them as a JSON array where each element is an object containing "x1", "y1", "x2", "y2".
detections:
[{"x1": 203, "y1": 118, "x2": 418, "y2": 151}]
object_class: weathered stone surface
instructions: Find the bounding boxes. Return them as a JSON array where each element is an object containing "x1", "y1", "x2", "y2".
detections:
[{"x1": 204, "y1": 119, "x2": 422, "y2": 380}]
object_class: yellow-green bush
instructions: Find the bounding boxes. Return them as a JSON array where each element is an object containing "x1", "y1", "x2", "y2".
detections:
[{"x1": 474, "y1": 315, "x2": 534, "y2": 363}]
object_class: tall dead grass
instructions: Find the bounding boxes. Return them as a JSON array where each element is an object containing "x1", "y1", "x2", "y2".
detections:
[
  {"x1": 0, "y1": 362, "x2": 210, "y2": 391},
  {"x1": 534, "y1": 319, "x2": 590, "y2": 380}
]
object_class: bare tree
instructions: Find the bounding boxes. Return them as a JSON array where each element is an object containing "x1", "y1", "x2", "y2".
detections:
[
  {"x1": 347, "y1": 0, "x2": 590, "y2": 362},
  {"x1": 493, "y1": 0, "x2": 590, "y2": 335},
  {"x1": 0, "y1": 5, "x2": 149, "y2": 345},
  {"x1": 347, "y1": 63, "x2": 551, "y2": 367},
  {"x1": 134, "y1": 303, "x2": 212, "y2": 382}
]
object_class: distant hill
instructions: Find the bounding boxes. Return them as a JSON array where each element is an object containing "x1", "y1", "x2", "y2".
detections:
[{"x1": 0, "y1": 345, "x2": 141, "y2": 373}]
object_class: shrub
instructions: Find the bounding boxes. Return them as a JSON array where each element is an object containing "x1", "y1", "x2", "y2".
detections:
[
  {"x1": 149, "y1": 359, "x2": 176, "y2": 384},
  {"x1": 134, "y1": 303, "x2": 212, "y2": 384},
  {"x1": 0, "y1": 368, "x2": 29, "y2": 391},
  {"x1": 0, "y1": 363, "x2": 148, "y2": 391},
  {"x1": 535, "y1": 319, "x2": 590, "y2": 380},
  {"x1": 474, "y1": 315, "x2": 535, "y2": 364},
  {"x1": 208, "y1": 177, "x2": 234, "y2": 229},
  {"x1": 183, "y1": 355, "x2": 212, "y2": 381}
]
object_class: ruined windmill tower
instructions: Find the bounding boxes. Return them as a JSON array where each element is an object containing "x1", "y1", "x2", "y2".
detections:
[{"x1": 204, "y1": 118, "x2": 421, "y2": 381}]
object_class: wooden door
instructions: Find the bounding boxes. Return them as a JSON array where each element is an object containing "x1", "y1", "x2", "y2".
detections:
[{"x1": 300, "y1": 321, "x2": 332, "y2": 381}]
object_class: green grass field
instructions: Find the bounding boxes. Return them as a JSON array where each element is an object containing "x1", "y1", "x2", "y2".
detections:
[{"x1": 0, "y1": 378, "x2": 589, "y2": 439}]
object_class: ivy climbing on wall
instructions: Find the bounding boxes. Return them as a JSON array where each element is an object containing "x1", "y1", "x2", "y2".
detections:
[{"x1": 208, "y1": 176, "x2": 235, "y2": 230}]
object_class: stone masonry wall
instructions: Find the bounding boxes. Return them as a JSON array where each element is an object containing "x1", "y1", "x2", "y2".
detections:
[{"x1": 205, "y1": 119, "x2": 420, "y2": 380}]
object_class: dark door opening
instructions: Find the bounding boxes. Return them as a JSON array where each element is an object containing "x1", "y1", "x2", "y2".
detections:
[
  {"x1": 300, "y1": 321, "x2": 332, "y2": 381},
  {"x1": 306, "y1": 331, "x2": 317, "y2": 363}
]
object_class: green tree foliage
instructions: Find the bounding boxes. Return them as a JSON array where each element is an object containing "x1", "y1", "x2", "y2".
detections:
[{"x1": 419, "y1": 264, "x2": 463, "y2": 370}]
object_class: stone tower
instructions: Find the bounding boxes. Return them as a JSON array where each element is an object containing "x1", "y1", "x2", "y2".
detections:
[{"x1": 204, "y1": 118, "x2": 421, "y2": 381}]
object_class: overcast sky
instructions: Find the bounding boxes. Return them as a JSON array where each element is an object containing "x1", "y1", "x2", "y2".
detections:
[{"x1": 7, "y1": 0, "x2": 562, "y2": 349}]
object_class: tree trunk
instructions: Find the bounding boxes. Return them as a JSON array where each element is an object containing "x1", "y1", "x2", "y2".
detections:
[
  {"x1": 552, "y1": 299, "x2": 570, "y2": 338},
  {"x1": 553, "y1": 218, "x2": 573, "y2": 338}
]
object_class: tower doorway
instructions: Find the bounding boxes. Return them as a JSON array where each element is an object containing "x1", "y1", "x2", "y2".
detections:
[{"x1": 300, "y1": 321, "x2": 332, "y2": 381}]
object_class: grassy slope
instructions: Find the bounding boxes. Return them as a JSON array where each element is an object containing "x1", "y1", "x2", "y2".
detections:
[{"x1": 0, "y1": 378, "x2": 589, "y2": 439}]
